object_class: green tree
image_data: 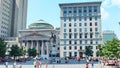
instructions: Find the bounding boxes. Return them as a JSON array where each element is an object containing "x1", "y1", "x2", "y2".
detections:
[
  {"x1": 102, "y1": 38, "x2": 120, "y2": 58},
  {"x1": 96, "y1": 44, "x2": 103, "y2": 57},
  {"x1": 28, "y1": 48, "x2": 37, "y2": 58},
  {"x1": 9, "y1": 45, "x2": 24, "y2": 59},
  {"x1": 85, "y1": 45, "x2": 93, "y2": 57},
  {"x1": 0, "y1": 38, "x2": 7, "y2": 58}
]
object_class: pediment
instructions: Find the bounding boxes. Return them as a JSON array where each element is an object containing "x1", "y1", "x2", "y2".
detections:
[{"x1": 24, "y1": 33, "x2": 50, "y2": 38}]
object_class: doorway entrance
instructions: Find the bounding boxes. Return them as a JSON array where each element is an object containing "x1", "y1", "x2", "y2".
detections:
[{"x1": 79, "y1": 52, "x2": 83, "y2": 58}]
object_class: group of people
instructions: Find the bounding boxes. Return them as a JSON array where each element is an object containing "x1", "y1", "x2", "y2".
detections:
[{"x1": 33, "y1": 59, "x2": 42, "y2": 68}]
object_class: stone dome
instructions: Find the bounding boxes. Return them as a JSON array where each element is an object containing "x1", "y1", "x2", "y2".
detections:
[{"x1": 28, "y1": 19, "x2": 54, "y2": 29}]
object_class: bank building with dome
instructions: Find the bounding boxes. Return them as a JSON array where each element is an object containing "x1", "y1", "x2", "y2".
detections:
[{"x1": 5, "y1": 20, "x2": 60, "y2": 59}]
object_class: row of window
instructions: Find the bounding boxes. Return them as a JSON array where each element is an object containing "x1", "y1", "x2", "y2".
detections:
[
  {"x1": 63, "y1": 6, "x2": 99, "y2": 17},
  {"x1": 63, "y1": 40, "x2": 99, "y2": 45},
  {"x1": 63, "y1": 46, "x2": 98, "y2": 50},
  {"x1": 1, "y1": 30, "x2": 7, "y2": 34},
  {"x1": 63, "y1": 16, "x2": 100, "y2": 22},
  {"x1": 64, "y1": 33, "x2": 99, "y2": 39},
  {"x1": 64, "y1": 22, "x2": 98, "y2": 27},
  {"x1": 64, "y1": 28, "x2": 98, "y2": 33},
  {"x1": 63, "y1": 51, "x2": 94, "y2": 57}
]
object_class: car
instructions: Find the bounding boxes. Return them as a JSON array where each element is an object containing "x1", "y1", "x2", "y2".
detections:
[{"x1": 107, "y1": 60, "x2": 115, "y2": 66}]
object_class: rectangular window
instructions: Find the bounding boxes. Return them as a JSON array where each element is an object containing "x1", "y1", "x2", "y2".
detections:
[
  {"x1": 74, "y1": 23, "x2": 77, "y2": 27},
  {"x1": 79, "y1": 33, "x2": 82, "y2": 38},
  {"x1": 73, "y1": 7, "x2": 77, "y2": 16},
  {"x1": 64, "y1": 46, "x2": 66, "y2": 50},
  {"x1": 80, "y1": 46, "x2": 82, "y2": 50},
  {"x1": 69, "y1": 29, "x2": 71, "y2": 32},
  {"x1": 90, "y1": 33, "x2": 93, "y2": 38},
  {"x1": 74, "y1": 28, "x2": 77, "y2": 32},
  {"x1": 90, "y1": 40, "x2": 93, "y2": 44},
  {"x1": 79, "y1": 17, "x2": 82, "y2": 21},
  {"x1": 68, "y1": 7, "x2": 72, "y2": 16},
  {"x1": 94, "y1": 6, "x2": 98, "y2": 12},
  {"x1": 64, "y1": 52, "x2": 66, "y2": 57},
  {"x1": 84, "y1": 17, "x2": 87, "y2": 21},
  {"x1": 64, "y1": 23, "x2": 66, "y2": 27},
  {"x1": 64, "y1": 40, "x2": 66, "y2": 44},
  {"x1": 85, "y1": 40, "x2": 87, "y2": 44},
  {"x1": 74, "y1": 52, "x2": 77, "y2": 57},
  {"x1": 69, "y1": 17, "x2": 71, "y2": 21},
  {"x1": 84, "y1": 23, "x2": 87, "y2": 26},
  {"x1": 95, "y1": 22, "x2": 97, "y2": 26},
  {"x1": 69, "y1": 33, "x2": 72, "y2": 39},
  {"x1": 89, "y1": 17, "x2": 92, "y2": 21},
  {"x1": 64, "y1": 29, "x2": 66, "y2": 32},
  {"x1": 85, "y1": 33, "x2": 88, "y2": 38},
  {"x1": 69, "y1": 46, "x2": 72, "y2": 50},
  {"x1": 84, "y1": 28, "x2": 87, "y2": 32},
  {"x1": 74, "y1": 17, "x2": 76, "y2": 21},
  {"x1": 74, "y1": 40, "x2": 77, "y2": 44},
  {"x1": 90, "y1": 22, "x2": 92, "y2": 26},
  {"x1": 95, "y1": 16, "x2": 97, "y2": 20},
  {"x1": 69, "y1": 23, "x2": 71, "y2": 27},
  {"x1": 79, "y1": 23, "x2": 82, "y2": 26},
  {"x1": 69, "y1": 41, "x2": 72, "y2": 44},
  {"x1": 64, "y1": 33, "x2": 67, "y2": 38},
  {"x1": 74, "y1": 46, "x2": 77, "y2": 50},
  {"x1": 80, "y1": 40, "x2": 82, "y2": 44},
  {"x1": 74, "y1": 33, "x2": 77, "y2": 38},
  {"x1": 88, "y1": 6, "x2": 92, "y2": 12},
  {"x1": 64, "y1": 17, "x2": 66, "y2": 22},
  {"x1": 90, "y1": 28, "x2": 92, "y2": 32},
  {"x1": 79, "y1": 28, "x2": 82, "y2": 32},
  {"x1": 95, "y1": 33, "x2": 99, "y2": 38},
  {"x1": 95, "y1": 28, "x2": 98, "y2": 32}
]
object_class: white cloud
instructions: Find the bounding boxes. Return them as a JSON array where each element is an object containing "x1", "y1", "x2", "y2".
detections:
[
  {"x1": 102, "y1": 0, "x2": 111, "y2": 8},
  {"x1": 101, "y1": 7, "x2": 109, "y2": 20},
  {"x1": 111, "y1": 0, "x2": 120, "y2": 8}
]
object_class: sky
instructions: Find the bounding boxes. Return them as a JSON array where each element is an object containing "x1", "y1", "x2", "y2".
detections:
[{"x1": 27, "y1": 0, "x2": 120, "y2": 39}]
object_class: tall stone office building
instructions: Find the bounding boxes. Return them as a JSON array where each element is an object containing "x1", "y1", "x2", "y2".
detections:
[
  {"x1": 0, "y1": 0, "x2": 27, "y2": 38},
  {"x1": 59, "y1": 2, "x2": 102, "y2": 58}
]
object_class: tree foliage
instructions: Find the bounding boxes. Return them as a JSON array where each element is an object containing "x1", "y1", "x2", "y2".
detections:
[
  {"x1": 85, "y1": 45, "x2": 93, "y2": 57},
  {"x1": 96, "y1": 44, "x2": 103, "y2": 57},
  {"x1": 0, "y1": 38, "x2": 7, "y2": 58},
  {"x1": 9, "y1": 45, "x2": 24, "y2": 59},
  {"x1": 28, "y1": 48, "x2": 37, "y2": 57},
  {"x1": 102, "y1": 38, "x2": 120, "y2": 58}
]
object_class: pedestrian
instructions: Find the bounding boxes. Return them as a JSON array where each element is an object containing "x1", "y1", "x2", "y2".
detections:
[
  {"x1": 91, "y1": 60, "x2": 94, "y2": 68},
  {"x1": 86, "y1": 62, "x2": 89, "y2": 68},
  {"x1": 37, "y1": 59, "x2": 42, "y2": 68},
  {"x1": 46, "y1": 62, "x2": 48, "y2": 68},
  {"x1": 33, "y1": 60, "x2": 36, "y2": 68},
  {"x1": 77, "y1": 57, "x2": 80, "y2": 63},
  {"x1": 13, "y1": 61, "x2": 16, "y2": 68},
  {"x1": 5, "y1": 62, "x2": 8, "y2": 68}
]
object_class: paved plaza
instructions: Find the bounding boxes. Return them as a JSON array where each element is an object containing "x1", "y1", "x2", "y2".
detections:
[{"x1": 0, "y1": 64, "x2": 118, "y2": 68}]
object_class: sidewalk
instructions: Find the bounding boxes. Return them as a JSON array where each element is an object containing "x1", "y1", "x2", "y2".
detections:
[{"x1": 0, "y1": 64, "x2": 118, "y2": 68}]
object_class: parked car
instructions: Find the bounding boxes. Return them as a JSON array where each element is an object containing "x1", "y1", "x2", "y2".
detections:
[{"x1": 107, "y1": 60, "x2": 115, "y2": 66}]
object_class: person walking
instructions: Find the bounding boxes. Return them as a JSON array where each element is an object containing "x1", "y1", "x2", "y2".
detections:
[
  {"x1": 37, "y1": 59, "x2": 42, "y2": 68},
  {"x1": 33, "y1": 60, "x2": 36, "y2": 68},
  {"x1": 91, "y1": 60, "x2": 94, "y2": 68},
  {"x1": 46, "y1": 62, "x2": 48, "y2": 68}
]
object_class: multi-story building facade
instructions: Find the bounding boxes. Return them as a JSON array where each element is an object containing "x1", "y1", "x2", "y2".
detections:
[
  {"x1": 59, "y1": 2, "x2": 102, "y2": 58},
  {"x1": 103, "y1": 30, "x2": 116, "y2": 43},
  {"x1": 0, "y1": 0, "x2": 27, "y2": 38}
]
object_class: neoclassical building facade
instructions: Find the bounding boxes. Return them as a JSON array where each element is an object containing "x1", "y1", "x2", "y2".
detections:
[{"x1": 5, "y1": 20, "x2": 60, "y2": 59}]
